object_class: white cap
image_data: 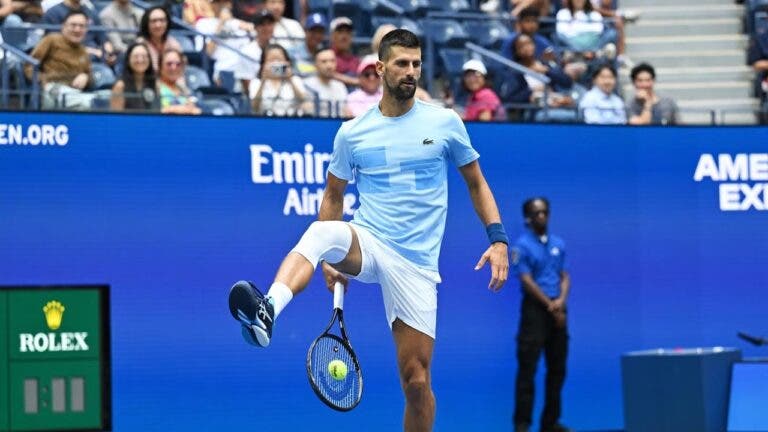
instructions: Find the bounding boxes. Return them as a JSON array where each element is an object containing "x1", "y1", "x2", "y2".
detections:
[
  {"x1": 462, "y1": 59, "x2": 487, "y2": 75},
  {"x1": 330, "y1": 16, "x2": 354, "y2": 32}
]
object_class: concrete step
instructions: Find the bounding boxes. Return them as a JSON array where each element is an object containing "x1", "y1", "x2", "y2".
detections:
[
  {"x1": 677, "y1": 98, "x2": 760, "y2": 111},
  {"x1": 623, "y1": 81, "x2": 752, "y2": 99},
  {"x1": 620, "y1": 65, "x2": 756, "y2": 84},
  {"x1": 621, "y1": 0, "x2": 728, "y2": 7},
  {"x1": 638, "y1": 49, "x2": 746, "y2": 68},
  {"x1": 628, "y1": 4, "x2": 743, "y2": 20},
  {"x1": 627, "y1": 34, "x2": 748, "y2": 54},
  {"x1": 626, "y1": 18, "x2": 741, "y2": 38},
  {"x1": 681, "y1": 111, "x2": 758, "y2": 125}
]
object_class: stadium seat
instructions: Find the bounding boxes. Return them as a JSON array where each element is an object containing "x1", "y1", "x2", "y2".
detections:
[
  {"x1": 91, "y1": 63, "x2": 116, "y2": 90},
  {"x1": 421, "y1": 18, "x2": 469, "y2": 47},
  {"x1": 185, "y1": 65, "x2": 212, "y2": 91},
  {"x1": 462, "y1": 19, "x2": 511, "y2": 49},
  {"x1": 370, "y1": 15, "x2": 424, "y2": 37},
  {"x1": 307, "y1": 0, "x2": 331, "y2": 14},
  {"x1": 332, "y1": 0, "x2": 375, "y2": 37},
  {"x1": 431, "y1": 0, "x2": 473, "y2": 13},
  {"x1": 388, "y1": 0, "x2": 434, "y2": 18},
  {"x1": 199, "y1": 98, "x2": 235, "y2": 115}
]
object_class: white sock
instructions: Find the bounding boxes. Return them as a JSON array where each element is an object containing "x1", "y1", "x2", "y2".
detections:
[{"x1": 266, "y1": 282, "x2": 293, "y2": 318}]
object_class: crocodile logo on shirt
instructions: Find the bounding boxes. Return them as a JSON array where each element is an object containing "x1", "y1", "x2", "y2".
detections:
[{"x1": 422, "y1": 138, "x2": 434, "y2": 145}]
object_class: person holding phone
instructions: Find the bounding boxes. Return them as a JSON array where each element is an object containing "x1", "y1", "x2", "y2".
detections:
[{"x1": 249, "y1": 43, "x2": 312, "y2": 116}]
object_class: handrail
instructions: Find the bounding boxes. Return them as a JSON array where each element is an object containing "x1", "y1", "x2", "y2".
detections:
[
  {"x1": 0, "y1": 41, "x2": 41, "y2": 109},
  {"x1": 375, "y1": 0, "x2": 405, "y2": 16},
  {"x1": 465, "y1": 42, "x2": 550, "y2": 84}
]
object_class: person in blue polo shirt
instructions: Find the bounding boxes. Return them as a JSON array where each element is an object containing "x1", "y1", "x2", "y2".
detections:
[{"x1": 511, "y1": 197, "x2": 572, "y2": 432}]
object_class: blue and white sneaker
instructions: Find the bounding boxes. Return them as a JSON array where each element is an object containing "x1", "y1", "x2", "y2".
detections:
[{"x1": 228, "y1": 280, "x2": 274, "y2": 347}]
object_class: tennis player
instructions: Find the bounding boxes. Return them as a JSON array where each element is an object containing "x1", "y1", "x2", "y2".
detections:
[{"x1": 230, "y1": 29, "x2": 509, "y2": 431}]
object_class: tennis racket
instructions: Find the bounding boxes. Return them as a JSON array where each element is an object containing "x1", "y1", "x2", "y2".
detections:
[{"x1": 306, "y1": 282, "x2": 363, "y2": 411}]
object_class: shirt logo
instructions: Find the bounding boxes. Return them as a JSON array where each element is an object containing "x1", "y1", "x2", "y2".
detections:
[
  {"x1": 422, "y1": 138, "x2": 434, "y2": 145},
  {"x1": 551, "y1": 247, "x2": 560, "y2": 256}
]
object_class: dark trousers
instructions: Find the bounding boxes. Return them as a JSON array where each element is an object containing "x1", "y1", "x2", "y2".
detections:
[{"x1": 513, "y1": 295, "x2": 569, "y2": 429}]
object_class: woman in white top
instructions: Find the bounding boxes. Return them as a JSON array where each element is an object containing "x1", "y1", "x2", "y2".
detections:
[
  {"x1": 555, "y1": 0, "x2": 605, "y2": 52},
  {"x1": 249, "y1": 43, "x2": 312, "y2": 116}
]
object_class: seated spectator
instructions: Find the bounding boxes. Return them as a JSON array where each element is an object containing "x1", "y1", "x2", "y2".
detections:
[
  {"x1": 111, "y1": 42, "x2": 157, "y2": 111},
  {"x1": 458, "y1": 59, "x2": 503, "y2": 122},
  {"x1": 157, "y1": 48, "x2": 201, "y2": 114},
  {"x1": 10, "y1": 0, "x2": 42, "y2": 23},
  {"x1": 371, "y1": 23, "x2": 396, "y2": 56},
  {"x1": 579, "y1": 64, "x2": 625, "y2": 124},
  {"x1": 330, "y1": 16, "x2": 359, "y2": 87},
  {"x1": 555, "y1": 0, "x2": 612, "y2": 54},
  {"x1": 42, "y1": 0, "x2": 116, "y2": 66},
  {"x1": 748, "y1": 25, "x2": 768, "y2": 120},
  {"x1": 238, "y1": 9, "x2": 275, "y2": 91},
  {"x1": 249, "y1": 43, "x2": 311, "y2": 116},
  {"x1": 99, "y1": 0, "x2": 142, "y2": 57},
  {"x1": 501, "y1": 7, "x2": 556, "y2": 64},
  {"x1": 627, "y1": 63, "x2": 678, "y2": 125},
  {"x1": 590, "y1": 0, "x2": 638, "y2": 67},
  {"x1": 27, "y1": 10, "x2": 93, "y2": 109},
  {"x1": 265, "y1": 0, "x2": 303, "y2": 53},
  {"x1": 193, "y1": 0, "x2": 255, "y2": 90},
  {"x1": 303, "y1": 47, "x2": 347, "y2": 117},
  {"x1": 343, "y1": 55, "x2": 382, "y2": 117},
  {"x1": 1, "y1": 0, "x2": 24, "y2": 30},
  {"x1": 499, "y1": 34, "x2": 575, "y2": 109},
  {"x1": 293, "y1": 12, "x2": 326, "y2": 76},
  {"x1": 136, "y1": 7, "x2": 182, "y2": 71}
]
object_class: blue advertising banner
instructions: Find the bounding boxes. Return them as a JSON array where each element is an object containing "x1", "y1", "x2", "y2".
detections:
[{"x1": 1, "y1": 112, "x2": 766, "y2": 431}]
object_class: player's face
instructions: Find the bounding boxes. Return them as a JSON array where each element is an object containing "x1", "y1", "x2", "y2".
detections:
[{"x1": 380, "y1": 46, "x2": 421, "y2": 101}]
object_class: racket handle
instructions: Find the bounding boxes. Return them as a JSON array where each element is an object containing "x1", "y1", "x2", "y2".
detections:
[{"x1": 333, "y1": 282, "x2": 344, "y2": 310}]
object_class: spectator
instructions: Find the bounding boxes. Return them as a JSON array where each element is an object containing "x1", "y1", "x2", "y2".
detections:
[
  {"x1": 10, "y1": 0, "x2": 42, "y2": 23},
  {"x1": 182, "y1": 0, "x2": 214, "y2": 25},
  {"x1": 98, "y1": 0, "x2": 142, "y2": 56},
  {"x1": 136, "y1": 7, "x2": 182, "y2": 71},
  {"x1": 42, "y1": 0, "x2": 115, "y2": 65},
  {"x1": 303, "y1": 46, "x2": 347, "y2": 117},
  {"x1": 330, "y1": 16, "x2": 359, "y2": 87},
  {"x1": 579, "y1": 64, "x2": 625, "y2": 124},
  {"x1": 343, "y1": 54, "x2": 382, "y2": 117},
  {"x1": 500, "y1": 35, "x2": 575, "y2": 114},
  {"x1": 249, "y1": 43, "x2": 311, "y2": 116},
  {"x1": 555, "y1": 0, "x2": 610, "y2": 54},
  {"x1": 590, "y1": 0, "x2": 637, "y2": 67},
  {"x1": 157, "y1": 48, "x2": 201, "y2": 114},
  {"x1": 293, "y1": 12, "x2": 326, "y2": 76},
  {"x1": 501, "y1": 7, "x2": 556, "y2": 63},
  {"x1": 459, "y1": 59, "x2": 503, "y2": 122},
  {"x1": 1, "y1": 0, "x2": 24, "y2": 30},
  {"x1": 238, "y1": 9, "x2": 275, "y2": 92},
  {"x1": 111, "y1": 42, "x2": 157, "y2": 111},
  {"x1": 748, "y1": 25, "x2": 768, "y2": 119},
  {"x1": 371, "y1": 23, "x2": 396, "y2": 55},
  {"x1": 27, "y1": 10, "x2": 93, "y2": 109},
  {"x1": 627, "y1": 63, "x2": 678, "y2": 125},
  {"x1": 264, "y1": 0, "x2": 303, "y2": 53}
]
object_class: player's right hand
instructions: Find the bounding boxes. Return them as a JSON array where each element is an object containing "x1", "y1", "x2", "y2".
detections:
[{"x1": 321, "y1": 261, "x2": 348, "y2": 293}]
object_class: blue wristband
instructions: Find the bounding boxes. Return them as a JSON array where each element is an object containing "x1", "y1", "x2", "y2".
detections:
[{"x1": 486, "y1": 222, "x2": 508, "y2": 245}]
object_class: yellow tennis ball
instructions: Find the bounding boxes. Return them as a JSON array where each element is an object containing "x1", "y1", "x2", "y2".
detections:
[{"x1": 328, "y1": 359, "x2": 348, "y2": 380}]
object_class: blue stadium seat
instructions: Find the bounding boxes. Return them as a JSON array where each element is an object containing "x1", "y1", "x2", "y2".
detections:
[
  {"x1": 91, "y1": 62, "x2": 116, "y2": 90},
  {"x1": 421, "y1": 18, "x2": 470, "y2": 47},
  {"x1": 332, "y1": 0, "x2": 375, "y2": 36},
  {"x1": 431, "y1": 0, "x2": 473, "y2": 13},
  {"x1": 370, "y1": 15, "x2": 424, "y2": 37},
  {"x1": 307, "y1": 0, "x2": 331, "y2": 14},
  {"x1": 388, "y1": 0, "x2": 434, "y2": 18},
  {"x1": 185, "y1": 65, "x2": 212, "y2": 91},
  {"x1": 462, "y1": 19, "x2": 511, "y2": 49},
  {"x1": 199, "y1": 98, "x2": 236, "y2": 115}
]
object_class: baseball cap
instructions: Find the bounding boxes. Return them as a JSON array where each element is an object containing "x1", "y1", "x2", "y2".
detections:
[
  {"x1": 305, "y1": 13, "x2": 327, "y2": 30},
  {"x1": 462, "y1": 59, "x2": 487, "y2": 76},
  {"x1": 253, "y1": 9, "x2": 276, "y2": 26},
  {"x1": 330, "y1": 16, "x2": 353, "y2": 32},
  {"x1": 357, "y1": 54, "x2": 378, "y2": 75}
]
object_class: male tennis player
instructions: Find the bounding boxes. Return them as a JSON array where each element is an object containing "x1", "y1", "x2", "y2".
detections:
[{"x1": 230, "y1": 29, "x2": 509, "y2": 431}]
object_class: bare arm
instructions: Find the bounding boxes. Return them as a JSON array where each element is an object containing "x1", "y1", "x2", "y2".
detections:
[
  {"x1": 753, "y1": 59, "x2": 768, "y2": 72},
  {"x1": 318, "y1": 172, "x2": 347, "y2": 221},
  {"x1": 459, "y1": 160, "x2": 509, "y2": 291}
]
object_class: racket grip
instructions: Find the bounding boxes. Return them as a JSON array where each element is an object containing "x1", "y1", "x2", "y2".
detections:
[{"x1": 333, "y1": 282, "x2": 344, "y2": 310}]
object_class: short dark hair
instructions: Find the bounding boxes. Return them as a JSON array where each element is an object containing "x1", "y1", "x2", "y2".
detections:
[
  {"x1": 63, "y1": 10, "x2": 88, "y2": 23},
  {"x1": 378, "y1": 28, "x2": 420, "y2": 61},
  {"x1": 522, "y1": 197, "x2": 550, "y2": 217},
  {"x1": 630, "y1": 62, "x2": 656, "y2": 82},
  {"x1": 518, "y1": 7, "x2": 540, "y2": 20},
  {"x1": 592, "y1": 63, "x2": 617, "y2": 80}
]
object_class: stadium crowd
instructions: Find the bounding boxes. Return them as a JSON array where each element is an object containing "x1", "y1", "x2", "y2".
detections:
[{"x1": 1, "y1": 0, "x2": 762, "y2": 123}]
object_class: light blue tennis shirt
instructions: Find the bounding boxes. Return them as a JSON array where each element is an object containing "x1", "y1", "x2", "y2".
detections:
[{"x1": 328, "y1": 99, "x2": 480, "y2": 272}]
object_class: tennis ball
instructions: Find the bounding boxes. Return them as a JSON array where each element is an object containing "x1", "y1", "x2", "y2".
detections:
[{"x1": 328, "y1": 359, "x2": 348, "y2": 380}]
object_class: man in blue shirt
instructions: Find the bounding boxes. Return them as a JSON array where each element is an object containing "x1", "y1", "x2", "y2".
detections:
[
  {"x1": 511, "y1": 197, "x2": 571, "y2": 432},
  {"x1": 229, "y1": 29, "x2": 509, "y2": 431}
]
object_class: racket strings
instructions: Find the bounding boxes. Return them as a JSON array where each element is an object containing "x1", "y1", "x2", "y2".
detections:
[{"x1": 309, "y1": 335, "x2": 361, "y2": 409}]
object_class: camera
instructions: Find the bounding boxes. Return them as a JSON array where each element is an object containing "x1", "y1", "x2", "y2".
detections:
[{"x1": 270, "y1": 63, "x2": 287, "y2": 77}]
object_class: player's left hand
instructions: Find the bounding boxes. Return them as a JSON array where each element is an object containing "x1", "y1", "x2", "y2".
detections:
[{"x1": 475, "y1": 242, "x2": 509, "y2": 292}]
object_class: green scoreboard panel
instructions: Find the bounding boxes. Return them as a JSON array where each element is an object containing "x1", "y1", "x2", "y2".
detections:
[{"x1": 0, "y1": 286, "x2": 111, "y2": 432}]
